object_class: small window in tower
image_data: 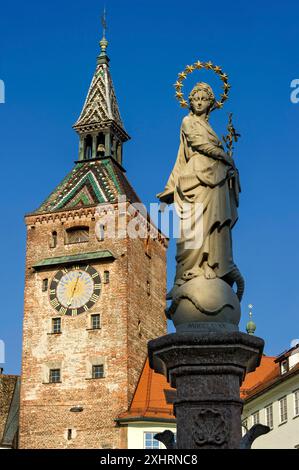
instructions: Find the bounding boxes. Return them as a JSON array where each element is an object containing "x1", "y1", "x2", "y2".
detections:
[
  {"x1": 117, "y1": 142, "x2": 122, "y2": 164},
  {"x1": 97, "y1": 224, "x2": 105, "y2": 241},
  {"x1": 96, "y1": 133, "x2": 105, "y2": 157},
  {"x1": 84, "y1": 134, "x2": 93, "y2": 160},
  {"x1": 49, "y1": 231, "x2": 57, "y2": 248},
  {"x1": 49, "y1": 368, "x2": 61, "y2": 383},
  {"x1": 42, "y1": 279, "x2": 48, "y2": 292},
  {"x1": 92, "y1": 364, "x2": 104, "y2": 379},
  {"x1": 104, "y1": 271, "x2": 110, "y2": 284},
  {"x1": 66, "y1": 226, "x2": 89, "y2": 244},
  {"x1": 67, "y1": 429, "x2": 72, "y2": 440},
  {"x1": 52, "y1": 318, "x2": 61, "y2": 334},
  {"x1": 91, "y1": 314, "x2": 101, "y2": 330},
  {"x1": 111, "y1": 135, "x2": 116, "y2": 159},
  {"x1": 147, "y1": 281, "x2": 151, "y2": 296}
]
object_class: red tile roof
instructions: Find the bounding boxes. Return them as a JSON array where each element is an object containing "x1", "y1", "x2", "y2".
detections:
[
  {"x1": 118, "y1": 352, "x2": 299, "y2": 422},
  {"x1": 240, "y1": 356, "x2": 279, "y2": 400},
  {"x1": 118, "y1": 359, "x2": 175, "y2": 421}
]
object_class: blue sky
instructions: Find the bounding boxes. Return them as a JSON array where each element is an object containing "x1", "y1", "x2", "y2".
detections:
[{"x1": 1, "y1": 0, "x2": 299, "y2": 374}]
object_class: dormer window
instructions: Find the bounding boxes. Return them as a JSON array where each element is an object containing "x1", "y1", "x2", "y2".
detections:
[
  {"x1": 65, "y1": 226, "x2": 89, "y2": 244},
  {"x1": 280, "y1": 359, "x2": 289, "y2": 375}
]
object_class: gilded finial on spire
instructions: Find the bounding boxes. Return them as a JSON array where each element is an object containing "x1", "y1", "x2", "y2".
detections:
[{"x1": 246, "y1": 304, "x2": 256, "y2": 335}]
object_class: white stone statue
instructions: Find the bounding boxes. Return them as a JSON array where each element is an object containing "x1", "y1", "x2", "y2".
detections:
[{"x1": 158, "y1": 77, "x2": 244, "y2": 331}]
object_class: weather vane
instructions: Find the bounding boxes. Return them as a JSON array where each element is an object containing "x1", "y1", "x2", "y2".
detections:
[
  {"x1": 101, "y1": 7, "x2": 107, "y2": 38},
  {"x1": 173, "y1": 60, "x2": 240, "y2": 157}
]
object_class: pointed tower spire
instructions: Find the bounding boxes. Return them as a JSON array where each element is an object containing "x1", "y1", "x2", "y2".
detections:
[{"x1": 73, "y1": 11, "x2": 130, "y2": 165}]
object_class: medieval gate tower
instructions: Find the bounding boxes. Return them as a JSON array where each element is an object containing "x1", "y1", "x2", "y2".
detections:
[{"x1": 19, "y1": 30, "x2": 167, "y2": 449}]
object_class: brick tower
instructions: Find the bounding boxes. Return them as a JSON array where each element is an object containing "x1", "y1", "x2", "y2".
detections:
[{"x1": 19, "y1": 29, "x2": 167, "y2": 449}]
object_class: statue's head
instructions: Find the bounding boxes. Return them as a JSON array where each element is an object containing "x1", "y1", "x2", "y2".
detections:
[{"x1": 189, "y1": 82, "x2": 215, "y2": 117}]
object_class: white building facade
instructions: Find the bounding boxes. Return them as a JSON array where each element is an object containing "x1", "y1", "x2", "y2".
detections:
[{"x1": 242, "y1": 345, "x2": 299, "y2": 449}]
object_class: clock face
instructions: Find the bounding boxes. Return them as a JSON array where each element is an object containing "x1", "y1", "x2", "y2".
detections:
[{"x1": 49, "y1": 265, "x2": 101, "y2": 316}]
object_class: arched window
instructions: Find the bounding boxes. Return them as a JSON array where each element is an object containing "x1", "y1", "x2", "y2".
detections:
[
  {"x1": 65, "y1": 226, "x2": 89, "y2": 244},
  {"x1": 96, "y1": 133, "x2": 105, "y2": 157},
  {"x1": 97, "y1": 224, "x2": 105, "y2": 241},
  {"x1": 84, "y1": 134, "x2": 93, "y2": 160},
  {"x1": 49, "y1": 231, "x2": 57, "y2": 248}
]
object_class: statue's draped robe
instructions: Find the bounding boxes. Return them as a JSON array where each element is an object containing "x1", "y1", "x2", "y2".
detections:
[{"x1": 159, "y1": 112, "x2": 240, "y2": 289}]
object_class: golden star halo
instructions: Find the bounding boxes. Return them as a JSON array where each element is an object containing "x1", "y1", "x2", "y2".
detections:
[{"x1": 175, "y1": 59, "x2": 231, "y2": 110}]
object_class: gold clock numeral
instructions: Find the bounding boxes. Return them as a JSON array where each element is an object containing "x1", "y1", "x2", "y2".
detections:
[
  {"x1": 83, "y1": 305, "x2": 89, "y2": 311},
  {"x1": 94, "y1": 284, "x2": 101, "y2": 289},
  {"x1": 50, "y1": 298, "x2": 60, "y2": 308},
  {"x1": 53, "y1": 278, "x2": 59, "y2": 283},
  {"x1": 85, "y1": 265, "x2": 90, "y2": 271},
  {"x1": 91, "y1": 272, "x2": 99, "y2": 278},
  {"x1": 59, "y1": 306, "x2": 67, "y2": 315},
  {"x1": 90, "y1": 294, "x2": 99, "y2": 303},
  {"x1": 72, "y1": 309, "x2": 77, "y2": 316},
  {"x1": 73, "y1": 265, "x2": 80, "y2": 270},
  {"x1": 50, "y1": 289, "x2": 56, "y2": 295},
  {"x1": 62, "y1": 268, "x2": 68, "y2": 274}
]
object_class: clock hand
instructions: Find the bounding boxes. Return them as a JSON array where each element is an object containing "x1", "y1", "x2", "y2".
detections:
[{"x1": 67, "y1": 272, "x2": 82, "y2": 307}]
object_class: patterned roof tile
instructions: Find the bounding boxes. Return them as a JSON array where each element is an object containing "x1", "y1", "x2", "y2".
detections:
[{"x1": 33, "y1": 159, "x2": 140, "y2": 214}]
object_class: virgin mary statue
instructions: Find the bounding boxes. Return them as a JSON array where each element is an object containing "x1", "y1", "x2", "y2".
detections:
[{"x1": 158, "y1": 82, "x2": 243, "y2": 301}]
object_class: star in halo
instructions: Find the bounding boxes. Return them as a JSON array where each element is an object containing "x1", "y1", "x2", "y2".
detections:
[
  {"x1": 214, "y1": 65, "x2": 222, "y2": 73},
  {"x1": 178, "y1": 72, "x2": 187, "y2": 80},
  {"x1": 175, "y1": 91, "x2": 184, "y2": 99},
  {"x1": 185, "y1": 65, "x2": 195, "y2": 73},
  {"x1": 174, "y1": 81, "x2": 183, "y2": 89},
  {"x1": 194, "y1": 61, "x2": 203, "y2": 69},
  {"x1": 180, "y1": 99, "x2": 188, "y2": 108},
  {"x1": 206, "y1": 61, "x2": 213, "y2": 69},
  {"x1": 220, "y1": 73, "x2": 228, "y2": 80}
]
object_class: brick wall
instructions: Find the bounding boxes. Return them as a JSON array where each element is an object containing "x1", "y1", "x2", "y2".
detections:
[{"x1": 19, "y1": 205, "x2": 167, "y2": 448}]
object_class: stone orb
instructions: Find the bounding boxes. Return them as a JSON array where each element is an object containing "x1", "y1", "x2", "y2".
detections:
[{"x1": 170, "y1": 276, "x2": 241, "y2": 329}]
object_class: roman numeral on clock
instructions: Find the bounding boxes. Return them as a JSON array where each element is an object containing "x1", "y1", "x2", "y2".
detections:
[
  {"x1": 92, "y1": 272, "x2": 99, "y2": 278},
  {"x1": 59, "y1": 306, "x2": 67, "y2": 315},
  {"x1": 90, "y1": 294, "x2": 99, "y2": 303},
  {"x1": 94, "y1": 284, "x2": 101, "y2": 290}
]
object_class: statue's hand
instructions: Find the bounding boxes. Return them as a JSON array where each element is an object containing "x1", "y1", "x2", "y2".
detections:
[
  {"x1": 226, "y1": 155, "x2": 236, "y2": 169},
  {"x1": 227, "y1": 168, "x2": 235, "y2": 178},
  {"x1": 157, "y1": 190, "x2": 174, "y2": 205}
]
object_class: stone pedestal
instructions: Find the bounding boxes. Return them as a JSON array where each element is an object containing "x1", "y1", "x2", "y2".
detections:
[{"x1": 148, "y1": 332, "x2": 264, "y2": 449}]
